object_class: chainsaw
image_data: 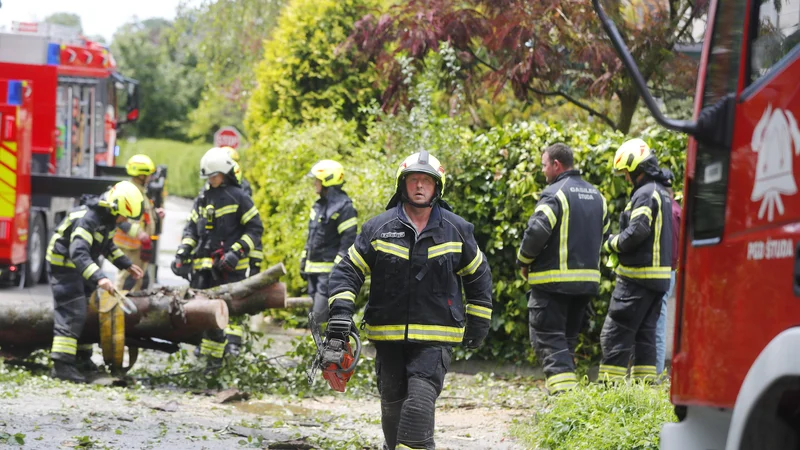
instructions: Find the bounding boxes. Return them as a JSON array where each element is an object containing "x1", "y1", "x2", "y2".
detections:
[{"x1": 307, "y1": 311, "x2": 362, "y2": 393}]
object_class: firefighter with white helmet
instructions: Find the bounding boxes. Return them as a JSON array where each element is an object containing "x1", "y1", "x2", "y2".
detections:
[
  {"x1": 46, "y1": 180, "x2": 146, "y2": 383},
  {"x1": 113, "y1": 154, "x2": 163, "y2": 292},
  {"x1": 598, "y1": 138, "x2": 674, "y2": 383},
  {"x1": 174, "y1": 147, "x2": 264, "y2": 365},
  {"x1": 301, "y1": 159, "x2": 358, "y2": 331},
  {"x1": 326, "y1": 151, "x2": 493, "y2": 449}
]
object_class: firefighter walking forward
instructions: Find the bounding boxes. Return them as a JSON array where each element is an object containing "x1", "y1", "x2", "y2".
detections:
[
  {"x1": 113, "y1": 154, "x2": 164, "y2": 292},
  {"x1": 327, "y1": 151, "x2": 493, "y2": 450},
  {"x1": 173, "y1": 147, "x2": 264, "y2": 365},
  {"x1": 517, "y1": 143, "x2": 608, "y2": 395},
  {"x1": 599, "y1": 138, "x2": 673, "y2": 382},
  {"x1": 46, "y1": 181, "x2": 145, "y2": 383},
  {"x1": 300, "y1": 160, "x2": 357, "y2": 332}
]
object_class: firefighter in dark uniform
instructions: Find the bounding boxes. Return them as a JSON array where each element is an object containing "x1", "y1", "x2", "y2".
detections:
[
  {"x1": 327, "y1": 151, "x2": 493, "y2": 450},
  {"x1": 300, "y1": 159, "x2": 357, "y2": 331},
  {"x1": 46, "y1": 181, "x2": 145, "y2": 383},
  {"x1": 517, "y1": 143, "x2": 608, "y2": 395},
  {"x1": 173, "y1": 147, "x2": 264, "y2": 364},
  {"x1": 599, "y1": 138, "x2": 673, "y2": 382},
  {"x1": 198, "y1": 148, "x2": 264, "y2": 276}
]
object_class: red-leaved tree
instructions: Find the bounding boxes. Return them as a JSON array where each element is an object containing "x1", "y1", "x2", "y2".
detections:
[{"x1": 343, "y1": 0, "x2": 705, "y2": 133}]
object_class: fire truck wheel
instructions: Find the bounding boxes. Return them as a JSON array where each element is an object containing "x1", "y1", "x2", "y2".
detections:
[{"x1": 24, "y1": 213, "x2": 47, "y2": 287}]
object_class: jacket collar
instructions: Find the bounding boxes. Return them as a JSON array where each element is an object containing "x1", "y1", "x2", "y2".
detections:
[
  {"x1": 550, "y1": 169, "x2": 581, "y2": 185},
  {"x1": 396, "y1": 202, "x2": 443, "y2": 236}
]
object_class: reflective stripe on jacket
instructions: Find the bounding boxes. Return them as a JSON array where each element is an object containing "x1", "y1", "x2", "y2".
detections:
[
  {"x1": 517, "y1": 170, "x2": 608, "y2": 296},
  {"x1": 608, "y1": 179, "x2": 673, "y2": 292},
  {"x1": 328, "y1": 203, "x2": 493, "y2": 345}
]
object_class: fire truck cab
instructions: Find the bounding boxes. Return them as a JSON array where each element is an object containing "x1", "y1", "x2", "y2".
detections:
[
  {"x1": 593, "y1": 0, "x2": 800, "y2": 448},
  {"x1": 0, "y1": 22, "x2": 139, "y2": 287}
]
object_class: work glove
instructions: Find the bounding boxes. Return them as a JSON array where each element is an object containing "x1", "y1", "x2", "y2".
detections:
[
  {"x1": 603, "y1": 235, "x2": 617, "y2": 254},
  {"x1": 140, "y1": 235, "x2": 154, "y2": 263},
  {"x1": 171, "y1": 258, "x2": 191, "y2": 278},
  {"x1": 326, "y1": 314, "x2": 357, "y2": 341},
  {"x1": 605, "y1": 253, "x2": 619, "y2": 269},
  {"x1": 462, "y1": 318, "x2": 489, "y2": 349},
  {"x1": 176, "y1": 244, "x2": 193, "y2": 259},
  {"x1": 217, "y1": 249, "x2": 243, "y2": 273},
  {"x1": 299, "y1": 255, "x2": 308, "y2": 281}
]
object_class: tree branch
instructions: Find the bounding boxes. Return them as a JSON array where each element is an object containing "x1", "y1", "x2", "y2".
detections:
[{"x1": 465, "y1": 47, "x2": 619, "y2": 130}]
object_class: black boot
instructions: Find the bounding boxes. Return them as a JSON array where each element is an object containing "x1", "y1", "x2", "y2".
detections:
[
  {"x1": 224, "y1": 334, "x2": 242, "y2": 357},
  {"x1": 76, "y1": 351, "x2": 99, "y2": 374},
  {"x1": 51, "y1": 360, "x2": 87, "y2": 384}
]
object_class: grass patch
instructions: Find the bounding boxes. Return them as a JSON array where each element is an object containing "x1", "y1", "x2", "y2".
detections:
[
  {"x1": 118, "y1": 138, "x2": 210, "y2": 198},
  {"x1": 511, "y1": 380, "x2": 677, "y2": 450}
]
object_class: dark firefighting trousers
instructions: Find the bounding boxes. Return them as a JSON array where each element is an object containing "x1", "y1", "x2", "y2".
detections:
[
  {"x1": 374, "y1": 342, "x2": 452, "y2": 450},
  {"x1": 528, "y1": 288, "x2": 592, "y2": 394},
  {"x1": 48, "y1": 265, "x2": 96, "y2": 363},
  {"x1": 307, "y1": 274, "x2": 330, "y2": 329},
  {"x1": 192, "y1": 269, "x2": 247, "y2": 359},
  {"x1": 599, "y1": 277, "x2": 665, "y2": 381}
]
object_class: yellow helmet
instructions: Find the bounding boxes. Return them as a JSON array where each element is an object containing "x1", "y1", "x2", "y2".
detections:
[
  {"x1": 105, "y1": 180, "x2": 144, "y2": 219},
  {"x1": 395, "y1": 150, "x2": 446, "y2": 194},
  {"x1": 222, "y1": 146, "x2": 240, "y2": 162},
  {"x1": 307, "y1": 160, "x2": 345, "y2": 187},
  {"x1": 126, "y1": 154, "x2": 156, "y2": 177},
  {"x1": 233, "y1": 161, "x2": 243, "y2": 184},
  {"x1": 613, "y1": 138, "x2": 653, "y2": 174}
]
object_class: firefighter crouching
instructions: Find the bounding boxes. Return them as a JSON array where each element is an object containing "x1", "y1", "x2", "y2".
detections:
[
  {"x1": 517, "y1": 143, "x2": 608, "y2": 395},
  {"x1": 173, "y1": 147, "x2": 264, "y2": 365},
  {"x1": 113, "y1": 154, "x2": 164, "y2": 292},
  {"x1": 327, "y1": 151, "x2": 493, "y2": 450},
  {"x1": 301, "y1": 160, "x2": 357, "y2": 332},
  {"x1": 599, "y1": 138, "x2": 673, "y2": 382},
  {"x1": 46, "y1": 181, "x2": 145, "y2": 383}
]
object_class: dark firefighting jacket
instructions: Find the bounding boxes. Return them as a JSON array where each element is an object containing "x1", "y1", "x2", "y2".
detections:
[
  {"x1": 300, "y1": 187, "x2": 357, "y2": 276},
  {"x1": 517, "y1": 170, "x2": 609, "y2": 296},
  {"x1": 606, "y1": 177, "x2": 673, "y2": 292},
  {"x1": 181, "y1": 182, "x2": 263, "y2": 273},
  {"x1": 46, "y1": 196, "x2": 133, "y2": 285},
  {"x1": 328, "y1": 203, "x2": 493, "y2": 345}
]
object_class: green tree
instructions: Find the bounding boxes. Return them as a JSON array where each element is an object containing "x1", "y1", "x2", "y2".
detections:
[
  {"x1": 175, "y1": 0, "x2": 287, "y2": 142},
  {"x1": 44, "y1": 12, "x2": 82, "y2": 32},
  {"x1": 245, "y1": 0, "x2": 381, "y2": 141},
  {"x1": 111, "y1": 18, "x2": 203, "y2": 139}
]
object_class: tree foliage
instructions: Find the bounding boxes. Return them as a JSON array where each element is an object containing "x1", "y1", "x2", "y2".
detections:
[
  {"x1": 111, "y1": 19, "x2": 203, "y2": 140},
  {"x1": 245, "y1": 0, "x2": 382, "y2": 140},
  {"x1": 343, "y1": 0, "x2": 703, "y2": 133},
  {"x1": 44, "y1": 12, "x2": 83, "y2": 32},
  {"x1": 174, "y1": 0, "x2": 287, "y2": 142}
]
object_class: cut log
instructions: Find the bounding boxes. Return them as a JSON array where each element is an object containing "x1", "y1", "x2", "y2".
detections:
[{"x1": 0, "y1": 262, "x2": 306, "y2": 357}]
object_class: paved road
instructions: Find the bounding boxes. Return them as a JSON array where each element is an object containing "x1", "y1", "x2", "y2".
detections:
[{"x1": 1, "y1": 196, "x2": 192, "y2": 302}]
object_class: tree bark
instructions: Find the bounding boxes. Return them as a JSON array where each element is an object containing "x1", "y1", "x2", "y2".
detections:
[
  {"x1": 0, "y1": 263, "x2": 306, "y2": 356},
  {"x1": 616, "y1": 88, "x2": 640, "y2": 134}
]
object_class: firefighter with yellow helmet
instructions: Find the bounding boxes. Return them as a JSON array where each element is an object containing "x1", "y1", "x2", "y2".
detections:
[
  {"x1": 301, "y1": 159, "x2": 358, "y2": 331},
  {"x1": 326, "y1": 151, "x2": 493, "y2": 450},
  {"x1": 113, "y1": 154, "x2": 163, "y2": 292},
  {"x1": 46, "y1": 181, "x2": 145, "y2": 383},
  {"x1": 598, "y1": 138, "x2": 674, "y2": 383}
]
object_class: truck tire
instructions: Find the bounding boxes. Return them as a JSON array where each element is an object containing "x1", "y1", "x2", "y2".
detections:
[{"x1": 24, "y1": 212, "x2": 47, "y2": 287}]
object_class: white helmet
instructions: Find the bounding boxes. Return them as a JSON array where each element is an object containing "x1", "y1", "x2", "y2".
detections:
[{"x1": 199, "y1": 147, "x2": 235, "y2": 179}]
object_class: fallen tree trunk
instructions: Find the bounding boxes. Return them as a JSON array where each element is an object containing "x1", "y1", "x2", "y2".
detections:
[{"x1": 0, "y1": 263, "x2": 305, "y2": 357}]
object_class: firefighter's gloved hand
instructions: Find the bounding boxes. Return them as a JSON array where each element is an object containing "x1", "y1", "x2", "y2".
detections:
[
  {"x1": 462, "y1": 318, "x2": 488, "y2": 349},
  {"x1": 176, "y1": 244, "x2": 193, "y2": 258},
  {"x1": 605, "y1": 253, "x2": 619, "y2": 269},
  {"x1": 217, "y1": 250, "x2": 242, "y2": 273},
  {"x1": 171, "y1": 258, "x2": 191, "y2": 278},
  {"x1": 603, "y1": 235, "x2": 617, "y2": 254},
  {"x1": 326, "y1": 314, "x2": 356, "y2": 340}
]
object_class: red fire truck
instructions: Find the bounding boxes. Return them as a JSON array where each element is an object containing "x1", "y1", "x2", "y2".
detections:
[
  {"x1": 594, "y1": 0, "x2": 800, "y2": 448},
  {"x1": 0, "y1": 22, "x2": 139, "y2": 287}
]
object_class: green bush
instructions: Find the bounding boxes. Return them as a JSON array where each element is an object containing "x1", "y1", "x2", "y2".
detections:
[
  {"x1": 511, "y1": 381, "x2": 677, "y2": 450},
  {"x1": 442, "y1": 121, "x2": 686, "y2": 363},
  {"x1": 117, "y1": 138, "x2": 210, "y2": 198},
  {"x1": 245, "y1": 0, "x2": 381, "y2": 141}
]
